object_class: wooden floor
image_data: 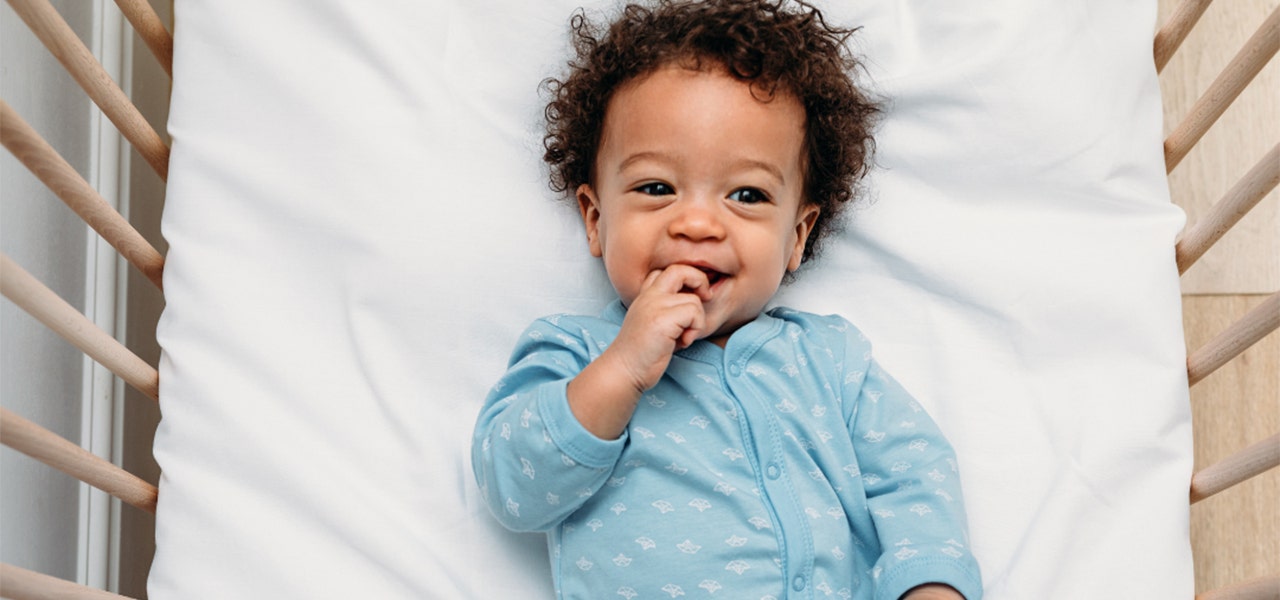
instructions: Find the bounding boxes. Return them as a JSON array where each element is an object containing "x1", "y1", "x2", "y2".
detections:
[{"x1": 1157, "y1": 0, "x2": 1280, "y2": 592}]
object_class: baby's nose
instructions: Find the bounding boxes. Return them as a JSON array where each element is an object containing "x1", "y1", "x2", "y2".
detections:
[{"x1": 667, "y1": 200, "x2": 726, "y2": 241}]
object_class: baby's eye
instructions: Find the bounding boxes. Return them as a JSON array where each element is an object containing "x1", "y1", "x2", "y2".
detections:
[
  {"x1": 635, "y1": 182, "x2": 674, "y2": 196},
  {"x1": 728, "y1": 188, "x2": 770, "y2": 204}
]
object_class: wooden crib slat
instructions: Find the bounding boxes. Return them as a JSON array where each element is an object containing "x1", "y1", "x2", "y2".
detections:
[
  {"x1": 0, "y1": 255, "x2": 159, "y2": 401},
  {"x1": 1155, "y1": 0, "x2": 1214, "y2": 73},
  {"x1": 1195, "y1": 574, "x2": 1280, "y2": 600},
  {"x1": 5, "y1": 0, "x2": 169, "y2": 180},
  {"x1": 0, "y1": 100, "x2": 165, "y2": 290},
  {"x1": 1191, "y1": 432, "x2": 1280, "y2": 504},
  {"x1": 0, "y1": 408, "x2": 158, "y2": 514},
  {"x1": 1187, "y1": 291, "x2": 1280, "y2": 386},
  {"x1": 0, "y1": 562, "x2": 140, "y2": 599},
  {"x1": 113, "y1": 0, "x2": 172, "y2": 77},
  {"x1": 1164, "y1": 4, "x2": 1280, "y2": 173},
  {"x1": 1177, "y1": 143, "x2": 1280, "y2": 274}
]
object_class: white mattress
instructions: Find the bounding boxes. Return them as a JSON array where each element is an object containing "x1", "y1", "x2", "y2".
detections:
[{"x1": 152, "y1": 0, "x2": 1193, "y2": 597}]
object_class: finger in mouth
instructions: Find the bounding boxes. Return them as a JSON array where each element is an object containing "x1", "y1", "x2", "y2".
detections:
[{"x1": 695, "y1": 266, "x2": 726, "y2": 285}]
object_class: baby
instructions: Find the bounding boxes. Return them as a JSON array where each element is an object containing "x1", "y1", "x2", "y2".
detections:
[{"x1": 472, "y1": 1, "x2": 982, "y2": 599}]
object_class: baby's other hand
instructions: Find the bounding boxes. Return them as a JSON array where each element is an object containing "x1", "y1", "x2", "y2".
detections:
[{"x1": 901, "y1": 584, "x2": 965, "y2": 600}]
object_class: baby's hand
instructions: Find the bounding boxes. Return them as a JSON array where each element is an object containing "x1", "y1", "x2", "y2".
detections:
[
  {"x1": 901, "y1": 584, "x2": 965, "y2": 600},
  {"x1": 610, "y1": 265, "x2": 711, "y2": 393},
  {"x1": 565, "y1": 265, "x2": 710, "y2": 439}
]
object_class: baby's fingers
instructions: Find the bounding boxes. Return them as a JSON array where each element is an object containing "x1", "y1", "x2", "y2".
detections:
[
  {"x1": 677, "y1": 322, "x2": 703, "y2": 349},
  {"x1": 678, "y1": 297, "x2": 708, "y2": 348},
  {"x1": 650, "y1": 265, "x2": 712, "y2": 301}
]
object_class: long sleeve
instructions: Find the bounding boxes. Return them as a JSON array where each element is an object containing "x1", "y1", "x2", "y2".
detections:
[
  {"x1": 471, "y1": 317, "x2": 627, "y2": 532},
  {"x1": 844, "y1": 354, "x2": 983, "y2": 600}
]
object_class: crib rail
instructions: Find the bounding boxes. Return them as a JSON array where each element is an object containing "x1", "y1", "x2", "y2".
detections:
[
  {"x1": 0, "y1": 408, "x2": 157, "y2": 513},
  {"x1": 1162, "y1": 0, "x2": 1280, "y2": 594},
  {"x1": 2, "y1": 0, "x2": 170, "y2": 597},
  {"x1": 1176, "y1": 143, "x2": 1280, "y2": 274},
  {"x1": 0, "y1": 255, "x2": 160, "y2": 400},
  {"x1": 1191, "y1": 432, "x2": 1280, "y2": 504},
  {"x1": 1163, "y1": 3, "x2": 1279, "y2": 172},
  {"x1": 112, "y1": 0, "x2": 172, "y2": 77},
  {"x1": 0, "y1": 563, "x2": 137, "y2": 600},
  {"x1": 0, "y1": 0, "x2": 1275, "y2": 598},
  {"x1": 5, "y1": 0, "x2": 170, "y2": 180},
  {"x1": 1154, "y1": 0, "x2": 1212, "y2": 72},
  {"x1": 0, "y1": 100, "x2": 165, "y2": 289},
  {"x1": 1186, "y1": 292, "x2": 1280, "y2": 386}
]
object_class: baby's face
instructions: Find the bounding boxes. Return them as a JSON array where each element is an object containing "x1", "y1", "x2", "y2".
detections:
[{"x1": 577, "y1": 64, "x2": 818, "y2": 345}]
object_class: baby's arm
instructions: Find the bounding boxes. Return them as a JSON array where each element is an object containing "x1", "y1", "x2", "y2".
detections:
[
  {"x1": 472, "y1": 266, "x2": 710, "y2": 532},
  {"x1": 845, "y1": 356, "x2": 983, "y2": 600},
  {"x1": 471, "y1": 318, "x2": 626, "y2": 532},
  {"x1": 567, "y1": 265, "x2": 711, "y2": 439}
]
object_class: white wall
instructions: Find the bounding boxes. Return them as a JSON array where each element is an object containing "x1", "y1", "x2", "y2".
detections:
[{"x1": 1, "y1": 1, "x2": 167, "y2": 595}]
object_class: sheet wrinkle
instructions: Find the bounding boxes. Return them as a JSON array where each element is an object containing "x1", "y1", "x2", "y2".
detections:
[
  {"x1": 849, "y1": 215, "x2": 1023, "y2": 330},
  {"x1": 340, "y1": 291, "x2": 422, "y2": 460},
  {"x1": 315, "y1": 1, "x2": 444, "y2": 109}
]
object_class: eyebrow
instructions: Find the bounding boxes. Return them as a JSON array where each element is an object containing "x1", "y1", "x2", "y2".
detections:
[
  {"x1": 736, "y1": 158, "x2": 787, "y2": 185},
  {"x1": 616, "y1": 151, "x2": 668, "y2": 175},
  {"x1": 617, "y1": 152, "x2": 788, "y2": 184}
]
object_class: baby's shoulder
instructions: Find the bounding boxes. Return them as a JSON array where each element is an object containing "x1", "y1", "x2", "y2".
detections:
[
  {"x1": 765, "y1": 307, "x2": 873, "y2": 362},
  {"x1": 766, "y1": 306, "x2": 866, "y2": 341}
]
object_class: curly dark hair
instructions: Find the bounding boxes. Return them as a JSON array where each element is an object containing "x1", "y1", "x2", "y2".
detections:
[{"x1": 542, "y1": 0, "x2": 879, "y2": 263}]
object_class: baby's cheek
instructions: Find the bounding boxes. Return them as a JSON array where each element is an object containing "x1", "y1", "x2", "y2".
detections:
[{"x1": 601, "y1": 257, "x2": 640, "y2": 306}]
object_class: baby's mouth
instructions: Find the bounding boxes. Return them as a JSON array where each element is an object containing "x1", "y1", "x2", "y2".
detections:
[
  {"x1": 672, "y1": 262, "x2": 728, "y2": 296},
  {"x1": 696, "y1": 266, "x2": 727, "y2": 286}
]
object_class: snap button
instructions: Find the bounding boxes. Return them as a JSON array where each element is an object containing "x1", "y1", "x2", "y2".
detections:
[
  {"x1": 766, "y1": 464, "x2": 780, "y2": 480},
  {"x1": 728, "y1": 364, "x2": 742, "y2": 377},
  {"x1": 792, "y1": 575, "x2": 806, "y2": 591}
]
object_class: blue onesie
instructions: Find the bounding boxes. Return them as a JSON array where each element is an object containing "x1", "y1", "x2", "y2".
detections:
[{"x1": 472, "y1": 301, "x2": 983, "y2": 600}]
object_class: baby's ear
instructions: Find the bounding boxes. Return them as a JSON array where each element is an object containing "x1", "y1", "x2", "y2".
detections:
[
  {"x1": 789, "y1": 204, "x2": 820, "y2": 271},
  {"x1": 576, "y1": 184, "x2": 603, "y2": 258}
]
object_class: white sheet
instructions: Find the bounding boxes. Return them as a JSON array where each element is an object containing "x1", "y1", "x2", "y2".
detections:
[{"x1": 153, "y1": 0, "x2": 1193, "y2": 597}]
